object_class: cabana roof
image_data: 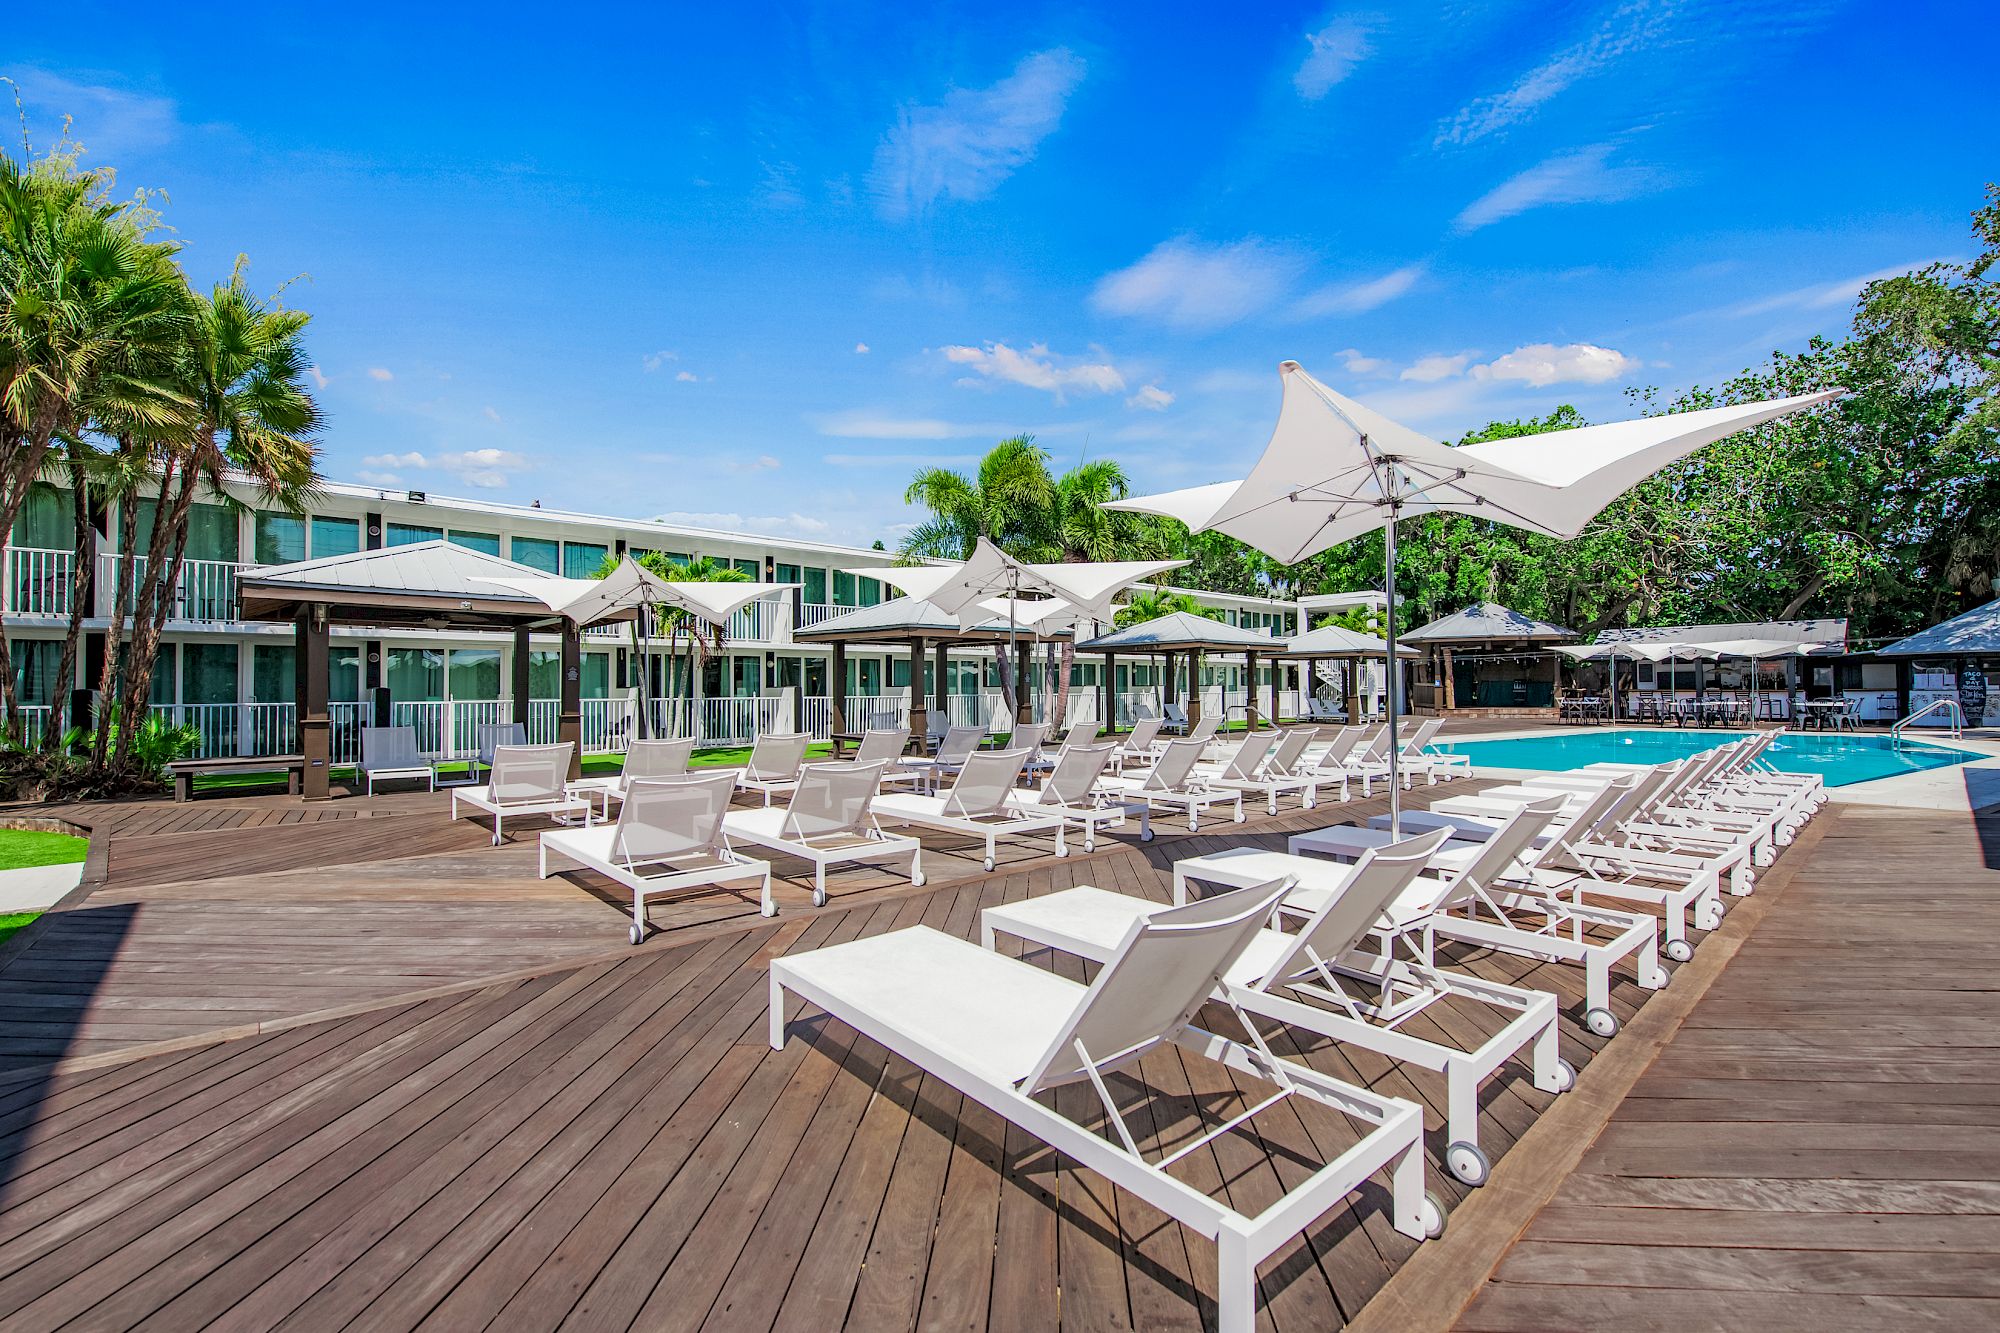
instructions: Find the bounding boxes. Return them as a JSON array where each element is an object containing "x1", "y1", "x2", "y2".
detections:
[
  {"x1": 1598, "y1": 618, "x2": 1848, "y2": 652},
  {"x1": 1402, "y1": 602, "x2": 1576, "y2": 644},
  {"x1": 1277, "y1": 624, "x2": 1420, "y2": 659},
  {"x1": 794, "y1": 595, "x2": 1074, "y2": 645},
  {"x1": 1877, "y1": 601, "x2": 2000, "y2": 657},
  {"x1": 1075, "y1": 612, "x2": 1276, "y2": 653},
  {"x1": 237, "y1": 540, "x2": 578, "y2": 630}
]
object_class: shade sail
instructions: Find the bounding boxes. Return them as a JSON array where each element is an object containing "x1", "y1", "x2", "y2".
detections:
[
  {"x1": 856, "y1": 539, "x2": 1186, "y2": 625},
  {"x1": 478, "y1": 555, "x2": 791, "y2": 627}
]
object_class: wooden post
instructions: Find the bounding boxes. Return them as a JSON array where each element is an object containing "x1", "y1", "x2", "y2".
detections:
[
  {"x1": 560, "y1": 622, "x2": 582, "y2": 778},
  {"x1": 831, "y1": 640, "x2": 848, "y2": 734},
  {"x1": 1268, "y1": 654, "x2": 1282, "y2": 727},
  {"x1": 1245, "y1": 651, "x2": 1261, "y2": 730},
  {"x1": 1163, "y1": 650, "x2": 1178, "y2": 706},
  {"x1": 1440, "y1": 647, "x2": 1456, "y2": 710},
  {"x1": 1014, "y1": 639, "x2": 1032, "y2": 726},
  {"x1": 933, "y1": 641, "x2": 950, "y2": 729},
  {"x1": 1344, "y1": 654, "x2": 1365, "y2": 722},
  {"x1": 296, "y1": 605, "x2": 330, "y2": 800},
  {"x1": 1101, "y1": 651, "x2": 1116, "y2": 734},
  {"x1": 905, "y1": 635, "x2": 928, "y2": 744},
  {"x1": 1894, "y1": 657, "x2": 1911, "y2": 725},
  {"x1": 1188, "y1": 651, "x2": 1204, "y2": 727},
  {"x1": 511, "y1": 624, "x2": 532, "y2": 729}
]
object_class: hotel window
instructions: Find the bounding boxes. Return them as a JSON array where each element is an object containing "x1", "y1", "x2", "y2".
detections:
[
  {"x1": 448, "y1": 649, "x2": 501, "y2": 699},
  {"x1": 183, "y1": 642, "x2": 240, "y2": 705},
  {"x1": 729, "y1": 658, "x2": 761, "y2": 697},
  {"x1": 330, "y1": 646, "x2": 362, "y2": 701},
  {"x1": 859, "y1": 576, "x2": 883, "y2": 606},
  {"x1": 386, "y1": 648, "x2": 445, "y2": 702},
  {"x1": 562, "y1": 542, "x2": 608, "y2": 578},
  {"x1": 833, "y1": 571, "x2": 857, "y2": 606},
  {"x1": 449, "y1": 530, "x2": 501, "y2": 556},
  {"x1": 11, "y1": 484, "x2": 66, "y2": 549},
  {"x1": 386, "y1": 522, "x2": 443, "y2": 547},
  {"x1": 732, "y1": 558, "x2": 760, "y2": 581},
  {"x1": 510, "y1": 536, "x2": 560, "y2": 573},
  {"x1": 311, "y1": 516, "x2": 362, "y2": 558},
  {"x1": 12, "y1": 639, "x2": 63, "y2": 703},
  {"x1": 803, "y1": 567, "x2": 828, "y2": 604},
  {"x1": 251, "y1": 644, "x2": 294, "y2": 703},
  {"x1": 254, "y1": 513, "x2": 306, "y2": 565},
  {"x1": 583, "y1": 654, "x2": 610, "y2": 698}
]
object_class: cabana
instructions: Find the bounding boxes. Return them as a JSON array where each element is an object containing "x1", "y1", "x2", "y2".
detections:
[
  {"x1": 1273, "y1": 622, "x2": 1420, "y2": 723},
  {"x1": 1877, "y1": 600, "x2": 1999, "y2": 729},
  {"x1": 1075, "y1": 612, "x2": 1284, "y2": 732},
  {"x1": 1403, "y1": 602, "x2": 1577, "y2": 713},
  {"x1": 238, "y1": 541, "x2": 592, "y2": 800}
]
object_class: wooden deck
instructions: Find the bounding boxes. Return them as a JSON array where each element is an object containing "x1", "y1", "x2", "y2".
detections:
[{"x1": 1453, "y1": 801, "x2": 2000, "y2": 1329}]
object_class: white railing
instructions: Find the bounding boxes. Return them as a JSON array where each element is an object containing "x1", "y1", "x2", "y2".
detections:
[
  {"x1": 329, "y1": 701, "x2": 365, "y2": 764},
  {"x1": 5, "y1": 547, "x2": 74, "y2": 617},
  {"x1": 8, "y1": 705, "x2": 51, "y2": 746},
  {"x1": 97, "y1": 553, "x2": 256, "y2": 624},
  {"x1": 582, "y1": 697, "x2": 633, "y2": 752},
  {"x1": 798, "y1": 602, "x2": 837, "y2": 630},
  {"x1": 725, "y1": 599, "x2": 781, "y2": 643}
]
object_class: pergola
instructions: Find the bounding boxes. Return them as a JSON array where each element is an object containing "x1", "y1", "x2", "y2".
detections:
[
  {"x1": 237, "y1": 541, "x2": 603, "y2": 799},
  {"x1": 1272, "y1": 623, "x2": 1420, "y2": 721},
  {"x1": 1075, "y1": 612, "x2": 1283, "y2": 731},
  {"x1": 792, "y1": 595, "x2": 1069, "y2": 741},
  {"x1": 1402, "y1": 602, "x2": 1577, "y2": 711}
]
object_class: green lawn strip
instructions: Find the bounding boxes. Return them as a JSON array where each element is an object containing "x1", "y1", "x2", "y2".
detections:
[
  {"x1": 189, "y1": 742, "x2": 842, "y2": 795},
  {"x1": 0, "y1": 912, "x2": 39, "y2": 947},
  {"x1": 0, "y1": 830, "x2": 89, "y2": 871}
]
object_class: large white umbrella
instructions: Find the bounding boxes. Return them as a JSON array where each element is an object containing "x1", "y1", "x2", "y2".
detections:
[
  {"x1": 1107, "y1": 360, "x2": 1842, "y2": 829},
  {"x1": 1702, "y1": 638, "x2": 1828, "y2": 724}
]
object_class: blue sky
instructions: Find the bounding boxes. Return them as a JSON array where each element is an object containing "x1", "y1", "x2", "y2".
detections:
[{"x1": 7, "y1": 1, "x2": 1994, "y2": 547}]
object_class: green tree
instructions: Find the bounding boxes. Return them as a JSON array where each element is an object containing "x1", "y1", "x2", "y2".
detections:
[
  {"x1": 597, "y1": 551, "x2": 749, "y2": 737},
  {"x1": 1115, "y1": 588, "x2": 1218, "y2": 628}
]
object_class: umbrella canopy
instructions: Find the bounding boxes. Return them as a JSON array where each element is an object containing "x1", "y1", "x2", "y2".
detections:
[
  {"x1": 858, "y1": 538, "x2": 1186, "y2": 627},
  {"x1": 1281, "y1": 623, "x2": 1420, "y2": 658},
  {"x1": 1105, "y1": 359, "x2": 1843, "y2": 830},
  {"x1": 1700, "y1": 637, "x2": 1829, "y2": 659},
  {"x1": 479, "y1": 554, "x2": 790, "y2": 627}
]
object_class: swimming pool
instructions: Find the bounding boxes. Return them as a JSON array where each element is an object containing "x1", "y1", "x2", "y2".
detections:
[{"x1": 1432, "y1": 728, "x2": 1982, "y2": 787}]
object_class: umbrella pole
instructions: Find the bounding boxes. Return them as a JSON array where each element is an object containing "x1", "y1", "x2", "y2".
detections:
[{"x1": 1383, "y1": 515, "x2": 1403, "y2": 835}]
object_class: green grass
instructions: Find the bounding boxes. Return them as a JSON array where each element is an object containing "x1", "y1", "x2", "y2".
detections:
[
  {"x1": 0, "y1": 830, "x2": 88, "y2": 872},
  {"x1": 190, "y1": 742, "x2": 843, "y2": 795},
  {"x1": 0, "y1": 911, "x2": 39, "y2": 947}
]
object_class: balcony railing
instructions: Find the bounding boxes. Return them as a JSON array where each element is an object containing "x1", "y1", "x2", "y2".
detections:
[
  {"x1": 4, "y1": 547, "x2": 74, "y2": 617},
  {"x1": 95, "y1": 552, "x2": 254, "y2": 624}
]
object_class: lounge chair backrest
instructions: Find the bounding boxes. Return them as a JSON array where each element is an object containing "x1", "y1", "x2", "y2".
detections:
[
  {"x1": 623, "y1": 737, "x2": 695, "y2": 783},
  {"x1": 1062, "y1": 711, "x2": 1097, "y2": 745},
  {"x1": 361, "y1": 725, "x2": 425, "y2": 770},
  {"x1": 1186, "y1": 716, "x2": 1219, "y2": 745},
  {"x1": 487, "y1": 743, "x2": 572, "y2": 805},
  {"x1": 1023, "y1": 878, "x2": 1292, "y2": 1093},
  {"x1": 1536, "y1": 773, "x2": 1638, "y2": 864},
  {"x1": 1216, "y1": 733, "x2": 1267, "y2": 781},
  {"x1": 1352, "y1": 727, "x2": 1391, "y2": 764},
  {"x1": 851, "y1": 728, "x2": 910, "y2": 766},
  {"x1": 477, "y1": 722, "x2": 528, "y2": 765},
  {"x1": 1119, "y1": 717, "x2": 1162, "y2": 753},
  {"x1": 612, "y1": 772, "x2": 734, "y2": 865},
  {"x1": 1010, "y1": 722, "x2": 1048, "y2": 754},
  {"x1": 1163, "y1": 702, "x2": 1189, "y2": 726},
  {"x1": 1315, "y1": 726, "x2": 1365, "y2": 770},
  {"x1": 1041, "y1": 743, "x2": 1115, "y2": 807},
  {"x1": 782, "y1": 761, "x2": 884, "y2": 841},
  {"x1": 1441, "y1": 797, "x2": 1566, "y2": 906},
  {"x1": 934, "y1": 725, "x2": 985, "y2": 764},
  {"x1": 1144, "y1": 738, "x2": 1207, "y2": 793},
  {"x1": 1267, "y1": 726, "x2": 1316, "y2": 774},
  {"x1": 943, "y1": 749, "x2": 1032, "y2": 818},
  {"x1": 1399, "y1": 718, "x2": 1443, "y2": 754},
  {"x1": 745, "y1": 732, "x2": 812, "y2": 781},
  {"x1": 1258, "y1": 828, "x2": 1453, "y2": 988}
]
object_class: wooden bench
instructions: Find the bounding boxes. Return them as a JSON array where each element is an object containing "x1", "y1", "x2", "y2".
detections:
[{"x1": 166, "y1": 754, "x2": 307, "y2": 802}]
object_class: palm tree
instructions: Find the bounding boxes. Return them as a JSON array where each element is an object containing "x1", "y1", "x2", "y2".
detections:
[
  {"x1": 598, "y1": 552, "x2": 750, "y2": 738},
  {"x1": 113, "y1": 269, "x2": 322, "y2": 765}
]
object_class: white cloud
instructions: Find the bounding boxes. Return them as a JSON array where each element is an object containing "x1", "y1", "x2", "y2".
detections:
[
  {"x1": 1714, "y1": 260, "x2": 1945, "y2": 319},
  {"x1": 654, "y1": 510, "x2": 834, "y2": 539},
  {"x1": 361, "y1": 451, "x2": 428, "y2": 469},
  {"x1": 869, "y1": 48, "x2": 1087, "y2": 220},
  {"x1": 642, "y1": 350, "x2": 678, "y2": 372},
  {"x1": 1435, "y1": 4, "x2": 1671, "y2": 147},
  {"x1": 1126, "y1": 385, "x2": 1175, "y2": 411},
  {"x1": 854, "y1": 342, "x2": 871, "y2": 354},
  {"x1": 6, "y1": 68, "x2": 184, "y2": 157},
  {"x1": 1472, "y1": 342, "x2": 1639, "y2": 387},
  {"x1": 1337, "y1": 348, "x2": 1393, "y2": 377},
  {"x1": 1298, "y1": 263, "x2": 1425, "y2": 317},
  {"x1": 814, "y1": 411, "x2": 1008, "y2": 440},
  {"x1": 1092, "y1": 238, "x2": 1303, "y2": 331},
  {"x1": 367, "y1": 367, "x2": 394, "y2": 382},
  {"x1": 357, "y1": 448, "x2": 531, "y2": 490},
  {"x1": 309, "y1": 365, "x2": 329, "y2": 389},
  {"x1": 1454, "y1": 144, "x2": 1657, "y2": 232},
  {"x1": 356, "y1": 471, "x2": 404, "y2": 488},
  {"x1": 1401, "y1": 353, "x2": 1473, "y2": 383},
  {"x1": 1294, "y1": 18, "x2": 1372, "y2": 99},
  {"x1": 823, "y1": 452, "x2": 982, "y2": 468},
  {"x1": 941, "y1": 341, "x2": 1125, "y2": 398},
  {"x1": 675, "y1": 370, "x2": 700, "y2": 383},
  {"x1": 481, "y1": 405, "x2": 502, "y2": 423},
  {"x1": 723, "y1": 454, "x2": 782, "y2": 474}
]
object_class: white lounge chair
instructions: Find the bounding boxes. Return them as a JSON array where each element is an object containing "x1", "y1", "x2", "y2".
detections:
[
  {"x1": 470, "y1": 721, "x2": 528, "y2": 784},
  {"x1": 839, "y1": 727, "x2": 927, "y2": 790},
  {"x1": 730, "y1": 732, "x2": 813, "y2": 806},
  {"x1": 1007, "y1": 721, "x2": 1055, "y2": 782},
  {"x1": 1200, "y1": 726, "x2": 1322, "y2": 814},
  {"x1": 568, "y1": 736, "x2": 696, "y2": 818},
  {"x1": 723, "y1": 760, "x2": 924, "y2": 904},
  {"x1": 1097, "y1": 737, "x2": 1244, "y2": 835},
  {"x1": 770, "y1": 880, "x2": 1440, "y2": 1333},
  {"x1": 1288, "y1": 799, "x2": 1668, "y2": 1037},
  {"x1": 873, "y1": 748, "x2": 1069, "y2": 871},
  {"x1": 358, "y1": 725, "x2": 437, "y2": 795},
  {"x1": 1397, "y1": 718, "x2": 1470, "y2": 783},
  {"x1": 896, "y1": 723, "x2": 984, "y2": 793},
  {"x1": 539, "y1": 772, "x2": 774, "y2": 936},
  {"x1": 989, "y1": 826, "x2": 1571, "y2": 1187},
  {"x1": 450, "y1": 742, "x2": 592, "y2": 845},
  {"x1": 1108, "y1": 715, "x2": 1164, "y2": 773},
  {"x1": 1007, "y1": 742, "x2": 1132, "y2": 850},
  {"x1": 1160, "y1": 701, "x2": 1191, "y2": 735}
]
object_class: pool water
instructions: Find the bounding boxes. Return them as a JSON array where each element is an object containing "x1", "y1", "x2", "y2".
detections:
[{"x1": 1432, "y1": 728, "x2": 1981, "y2": 788}]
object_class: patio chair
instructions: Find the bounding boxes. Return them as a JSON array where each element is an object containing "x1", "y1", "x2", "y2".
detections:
[
  {"x1": 450, "y1": 742, "x2": 592, "y2": 846},
  {"x1": 1007, "y1": 721, "x2": 1055, "y2": 782},
  {"x1": 730, "y1": 732, "x2": 813, "y2": 806},
  {"x1": 470, "y1": 722, "x2": 528, "y2": 783},
  {"x1": 722, "y1": 760, "x2": 924, "y2": 904},
  {"x1": 1109, "y1": 715, "x2": 1164, "y2": 772},
  {"x1": 358, "y1": 725, "x2": 437, "y2": 796},
  {"x1": 1160, "y1": 701, "x2": 1191, "y2": 735},
  {"x1": 1055, "y1": 709, "x2": 1098, "y2": 748},
  {"x1": 1095, "y1": 737, "x2": 1243, "y2": 835},
  {"x1": 770, "y1": 879, "x2": 1440, "y2": 1333},
  {"x1": 987, "y1": 826, "x2": 1571, "y2": 1187},
  {"x1": 872, "y1": 749, "x2": 1069, "y2": 871},
  {"x1": 539, "y1": 772, "x2": 774, "y2": 937},
  {"x1": 1007, "y1": 742, "x2": 1131, "y2": 850},
  {"x1": 1306, "y1": 697, "x2": 1347, "y2": 723},
  {"x1": 568, "y1": 736, "x2": 698, "y2": 819},
  {"x1": 1286, "y1": 798, "x2": 1668, "y2": 1036},
  {"x1": 842, "y1": 727, "x2": 926, "y2": 790},
  {"x1": 1397, "y1": 718, "x2": 1471, "y2": 783},
  {"x1": 1200, "y1": 727, "x2": 1322, "y2": 814},
  {"x1": 896, "y1": 723, "x2": 985, "y2": 792}
]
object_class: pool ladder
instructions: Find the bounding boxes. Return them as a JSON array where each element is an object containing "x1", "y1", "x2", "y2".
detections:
[{"x1": 1890, "y1": 698, "x2": 1964, "y2": 745}]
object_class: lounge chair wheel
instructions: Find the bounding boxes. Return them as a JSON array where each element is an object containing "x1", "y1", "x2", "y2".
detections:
[
  {"x1": 1584, "y1": 1006, "x2": 1619, "y2": 1038},
  {"x1": 629, "y1": 925, "x2": 643, "y2": 946},
  {"x1": 1421, "y1": 1191, "x2": 1447, "y2": 1239},
  {"x1": 1552, "y1": 1058, "x2": 1577, "y2": 1093},
  {"x1": 983, "y1": 857, "x2": 995, "y2": 872},
  {"x1": 1446, "y1": 1141, "x2": 1490, "y2": 1187},
  {"x1": 1140, "y1": 827, "x2": 1154, "y2": 842},
  {"x1": 912, "y1": 872, "x2": 926, "y2": 887},
  {"x1": 1647, "y1": 966, "x2": 1670, "y2": 988},
  {"x1": 1665, "y1": 939, "x2": 1693, "y2": 963},
  {"x1": 1054, "y1": 844, "x2": 1069, "y2": 859}
]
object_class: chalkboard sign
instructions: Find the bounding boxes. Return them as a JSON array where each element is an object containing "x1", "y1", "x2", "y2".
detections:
[{"x1": 1959, "y1": 664, "x2": 1988, "y2": 727}]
